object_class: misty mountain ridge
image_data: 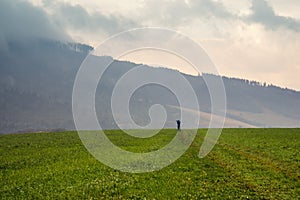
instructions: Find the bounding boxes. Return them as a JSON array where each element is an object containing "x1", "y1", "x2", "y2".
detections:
[{"x1": 1, "y1": 39, "x2": 300, "y2": 134}]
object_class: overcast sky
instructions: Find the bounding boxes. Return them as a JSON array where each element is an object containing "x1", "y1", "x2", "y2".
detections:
[{"x1": 1, "y1": 0, "x2": 300, "y2": 90}]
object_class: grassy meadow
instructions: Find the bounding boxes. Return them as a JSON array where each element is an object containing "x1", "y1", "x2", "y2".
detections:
[{"x1": 0, "y1": 129, "x2": 299, "y2": 199}]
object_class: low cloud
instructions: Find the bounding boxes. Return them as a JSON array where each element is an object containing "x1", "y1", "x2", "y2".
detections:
[
  {"x1": 53, "y1": 3, "x2": 138, "y2": 35},
  {"x1": 247, "y1": 0, "x2": 300, "y2": 31},
  {"x1": 137, "y1": 0, "x2": 300, "y2": 33},
  {"x1": 0, "y1": 0, "x2": 138, "y2": 49},
  {"x1": 0, "y1": 0, "x2": 69, "y2": 44}
]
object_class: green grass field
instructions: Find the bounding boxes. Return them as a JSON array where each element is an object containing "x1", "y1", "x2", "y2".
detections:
[{"x1": 0, "y1": 129, "x2": 299, "y2": 199}]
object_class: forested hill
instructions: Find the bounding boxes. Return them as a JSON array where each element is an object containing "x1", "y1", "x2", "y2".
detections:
[{"x1": 1, "y1": 39, "x2": 299, "y2": 133}]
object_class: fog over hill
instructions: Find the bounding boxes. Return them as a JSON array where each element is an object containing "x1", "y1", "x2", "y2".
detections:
[{"x1": 1, "y1": 39, "x2": 300, "y2": 133}]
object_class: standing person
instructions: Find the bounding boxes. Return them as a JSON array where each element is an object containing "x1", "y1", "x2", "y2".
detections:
[{"x1": 176, "y1": 120, "x2": 181, "y2": 131}]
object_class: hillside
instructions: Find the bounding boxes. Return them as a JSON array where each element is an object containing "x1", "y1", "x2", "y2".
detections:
[{"x1": 0, "y1": 39, "x2": 300, "y2": 133}]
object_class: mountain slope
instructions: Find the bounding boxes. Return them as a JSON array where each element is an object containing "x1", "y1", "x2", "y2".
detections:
[{"x1": 0, "y1": 39, "x2": 299, "y2": 133}]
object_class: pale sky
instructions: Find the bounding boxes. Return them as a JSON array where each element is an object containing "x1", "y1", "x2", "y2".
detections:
[{"x1": 2, "y1": 0, "x2": 300, "y2": 90}]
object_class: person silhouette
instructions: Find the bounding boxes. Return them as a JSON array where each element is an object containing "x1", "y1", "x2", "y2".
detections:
[{"x1": 176, "y1": 120, "x2": 181, "y2": 131}]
